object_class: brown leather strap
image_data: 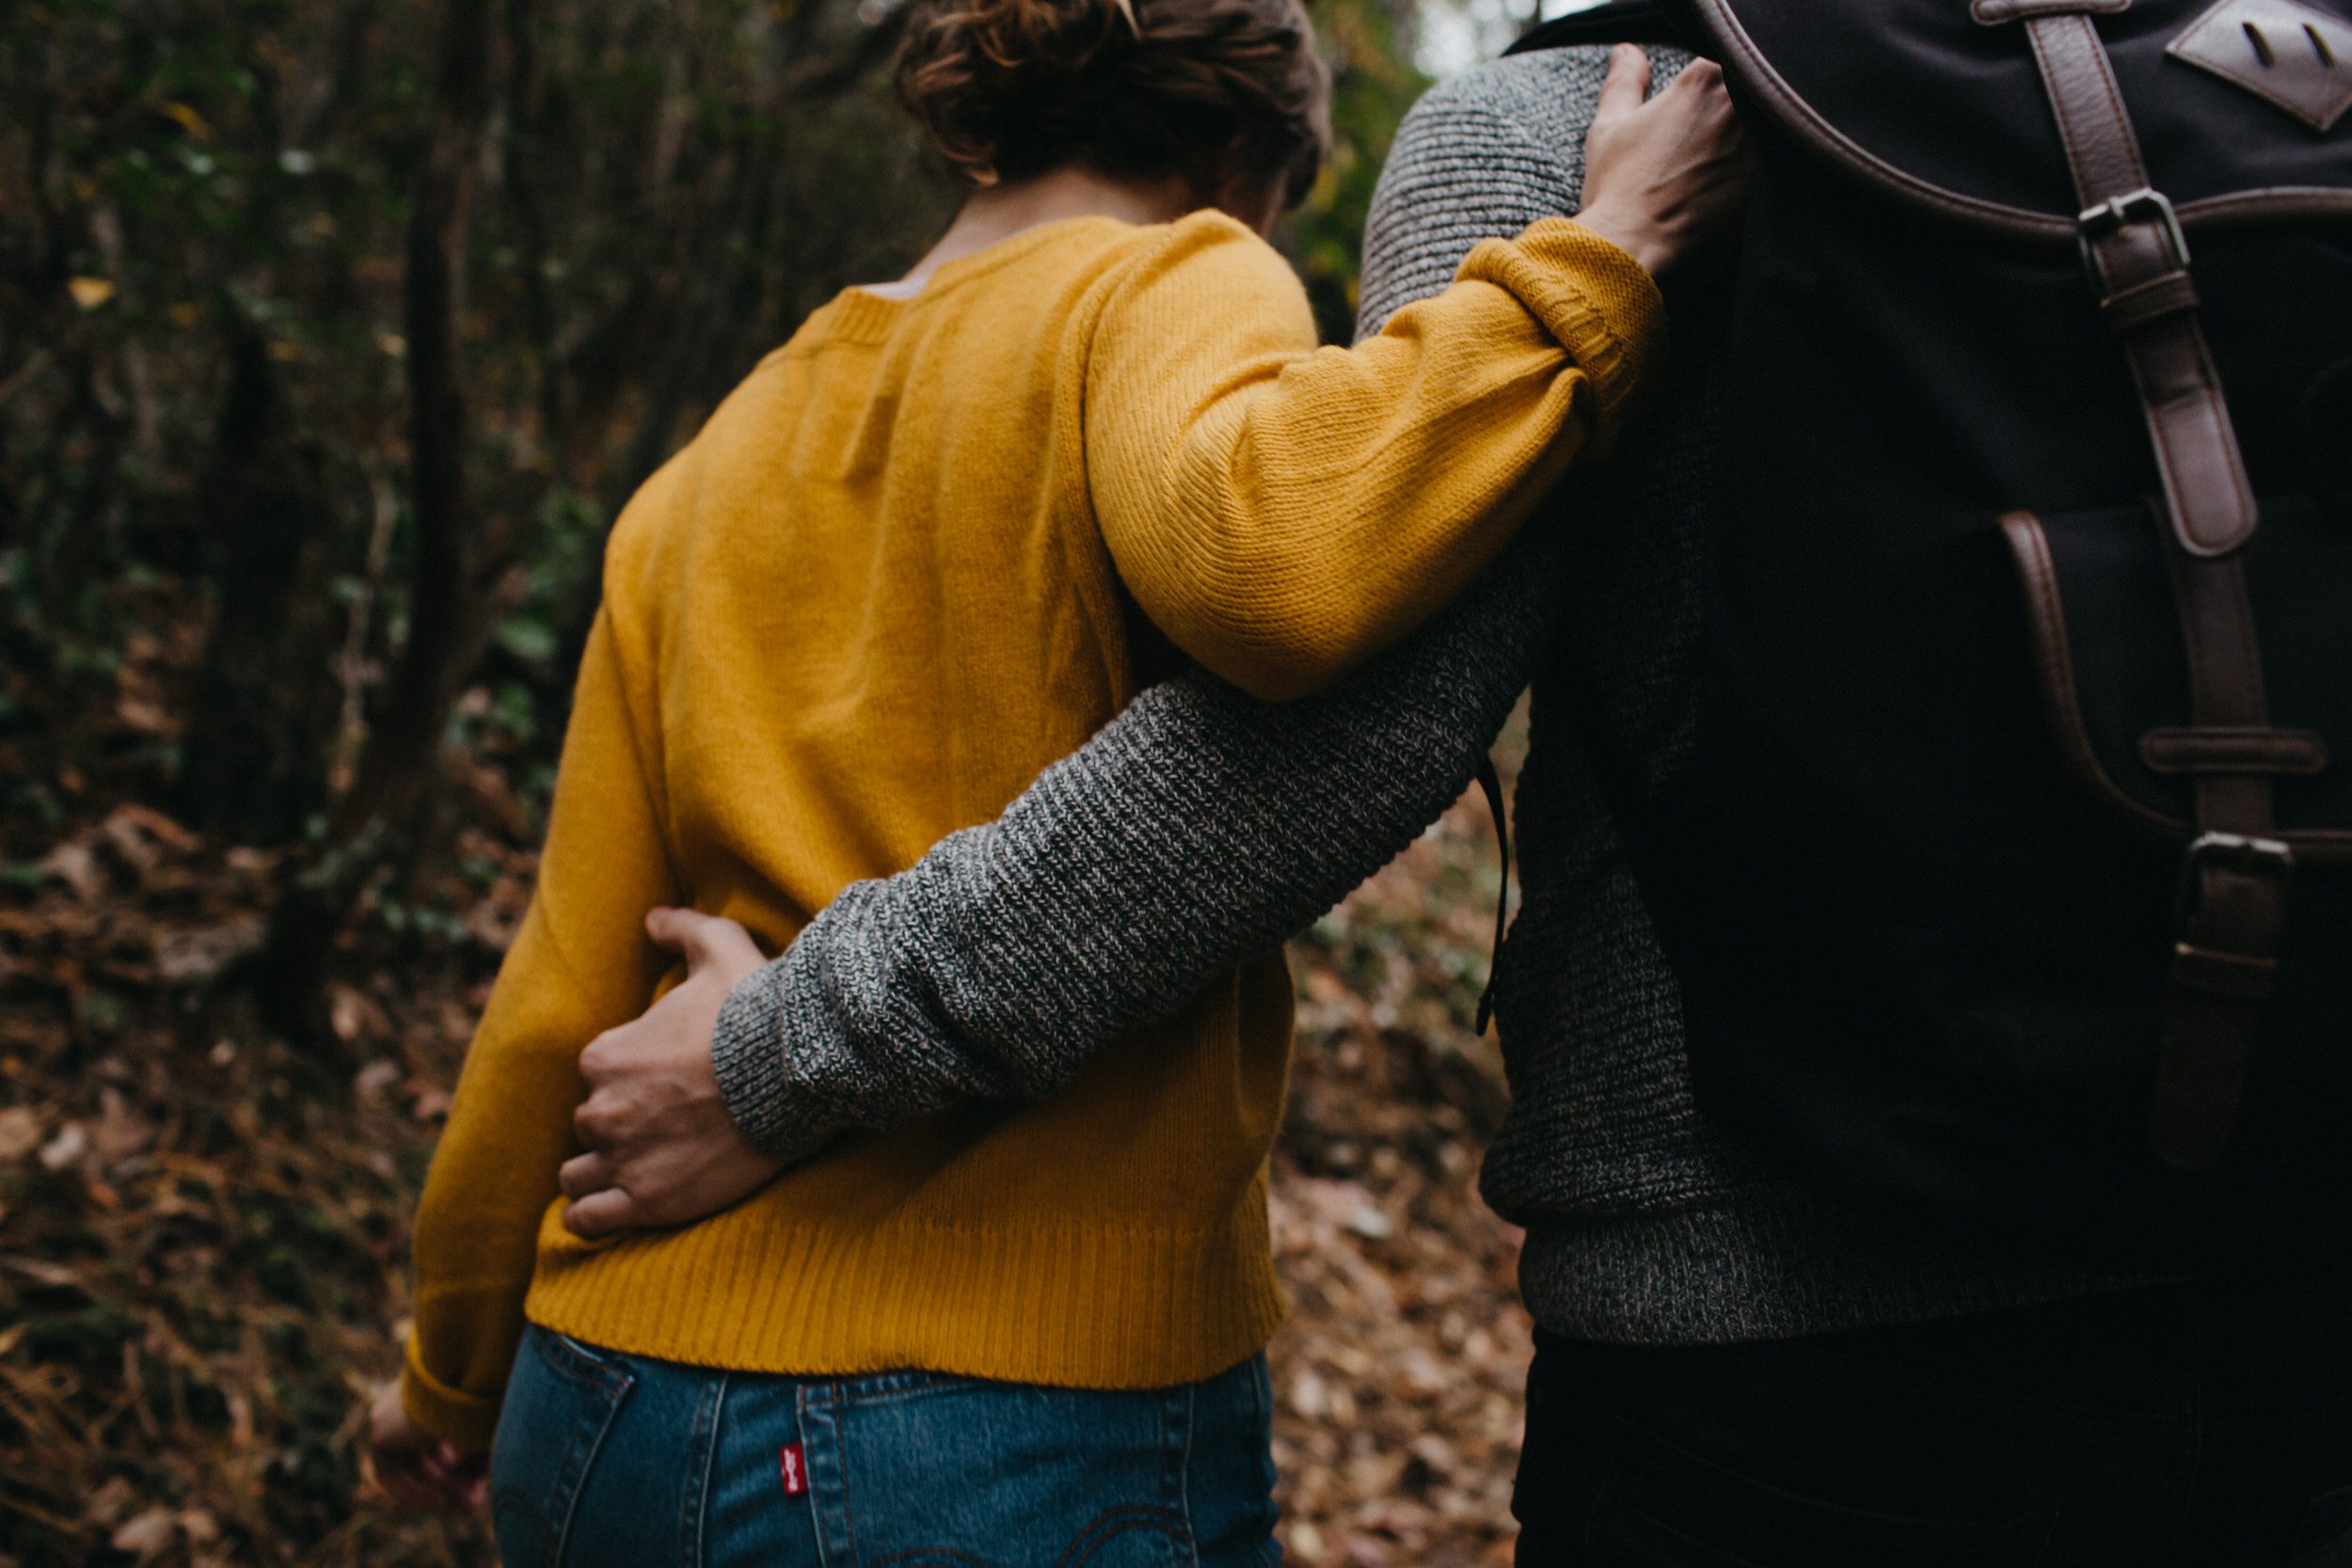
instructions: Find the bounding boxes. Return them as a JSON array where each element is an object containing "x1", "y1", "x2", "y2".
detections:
[
  {"x1": 2027, "y1": 12, "x2": 2151, "y2": 197},
  {"x1": 2026, "y1": 13, "x2": 2260, "y2": 560},
  {"x1": 2153, "y1": 832, "x2": 2293, "y2": 1167},
  {"x1": 2099, "y1": 271, "x2": 2201, "y2": 334},
  {"x1": 2140, "y1": 727, "x2": 2328, "y2": 777},
  {"x1": 2151, "y1": 534, "x2": 2291, "y2": 1168},
  {"x1": 2021, "y1": 12, "x2": 2290, "y2": 1169},
  {"x1": 2162, "y1": 535, "x2": 2277, "y2": 834}
]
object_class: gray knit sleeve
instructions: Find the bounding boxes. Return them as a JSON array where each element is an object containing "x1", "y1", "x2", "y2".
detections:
[
  {"x1": 1359, "y1": 46, "x2": 1684, "y2": 335},
  {"x1": 713, "y1": 532, "x2": 1566, "y2": 1156},
  {"x1": 711, "y1": 55, "x2": 1613, "y2": 1160}
]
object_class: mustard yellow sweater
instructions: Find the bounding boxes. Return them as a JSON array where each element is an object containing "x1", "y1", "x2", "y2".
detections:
[{"x1": 401, "y1": 210, "x2": 1661, "y2": 1450}]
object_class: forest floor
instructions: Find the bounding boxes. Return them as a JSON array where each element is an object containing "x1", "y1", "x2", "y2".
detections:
[{"x1": 0, "y1": 595, "x2": 1533, "y2": 1568}]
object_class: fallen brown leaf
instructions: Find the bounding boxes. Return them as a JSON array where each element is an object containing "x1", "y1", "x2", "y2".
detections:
[
  {"x1": 0, "y1": 1106, "x2": 42, "y2": 1163},
  {"x1": 41, "y1": 841, "x2": 103, "y2": 900},
  {"x1": 110, "y1": 1505, "x2": 178, "y2": 1558},
  {"x1": 38, "y1": 1121, "x2": 88, "y2": 1171}
]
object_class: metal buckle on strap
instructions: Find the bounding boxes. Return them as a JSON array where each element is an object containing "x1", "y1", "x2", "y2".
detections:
[
  {"x1": 2181, "y1": 829, "x2": 2294, "y2": 879},
  {"x1": 2173, "y1": 830, "x2": 2296, "y2": 919},
  {"x1": 2077, "y1": 186, "x2": 2190, "y2": 273},
  {"x1": 2169, "y1": 832, "x2": 2294, "y2": 1008}
]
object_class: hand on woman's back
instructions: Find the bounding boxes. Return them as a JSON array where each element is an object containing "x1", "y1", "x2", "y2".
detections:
[{"x1": 1575, "y1": 45, "x2": 1750, "y2": 277}]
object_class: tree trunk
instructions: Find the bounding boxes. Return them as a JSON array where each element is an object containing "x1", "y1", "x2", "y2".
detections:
[
  {"x1": 180, "y1": 316, "x2": 339, "y2": 845},
  {"x1": 258, "y1": 0, "x2": 501, "y2": 1041}
]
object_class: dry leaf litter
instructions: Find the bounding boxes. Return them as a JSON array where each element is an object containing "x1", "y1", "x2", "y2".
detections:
[{"x1": 0, "y1": 610, "x2": 1533, "y2": 1565}]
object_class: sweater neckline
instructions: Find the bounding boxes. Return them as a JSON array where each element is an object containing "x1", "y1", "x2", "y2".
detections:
[{"x1": 818, "y1": 215, "x2": 1133, "y2": 344}]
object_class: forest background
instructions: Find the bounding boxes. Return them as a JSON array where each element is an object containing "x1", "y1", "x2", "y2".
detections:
[{"x1": 0, "y1": 0, "x2": 1564, "y2": 1561}]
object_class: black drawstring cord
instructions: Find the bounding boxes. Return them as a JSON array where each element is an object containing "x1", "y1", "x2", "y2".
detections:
[{"x1": 1474, "y1": 756, "x2": 1512, "y2": 1034}]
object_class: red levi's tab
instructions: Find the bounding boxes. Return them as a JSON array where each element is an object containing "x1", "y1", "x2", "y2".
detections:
[{"x1": 779, "y1": 1442, "x2": 807, "y2": 1497}]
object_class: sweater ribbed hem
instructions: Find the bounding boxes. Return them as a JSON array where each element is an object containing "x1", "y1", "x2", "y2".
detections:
[
  {"x1": 1518, "y1": 1203, "x2": 2143, "y2": 1347},
  {"x1": 520, "y1": 1183, "x2": 1284, "y2": 1392},
  {"x1": 401, "y1": 1339, "x2": 504, "y2": 1454}
]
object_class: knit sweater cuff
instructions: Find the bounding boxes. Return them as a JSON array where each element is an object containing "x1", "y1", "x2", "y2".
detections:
[
  {"x1": 711, "y1": 952, "x2": 844, "y2": 1164},
  {"x1": 1457, "y1": 216, "x2": 1665, "y2": 445},
  {"x1": 400, "y1": 1339, "x2": 501, "y2": 1455}
]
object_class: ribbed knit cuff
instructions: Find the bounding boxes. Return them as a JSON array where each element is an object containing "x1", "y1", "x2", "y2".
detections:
[
  {"x1": 400, "y1": 1338, "x2": 502, "y2": 1455},
  {"x1": 1516, "y1": 1205, "x2": 2151, "y2": 1347},
  {"x1": 1458, "y1": 216, "x2": 1667, "y2": 446},
  {"x1": 711, "y1": 952, "x2": 842, "y2": 1164}
]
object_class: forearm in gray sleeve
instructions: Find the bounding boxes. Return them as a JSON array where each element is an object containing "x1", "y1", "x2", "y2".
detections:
[{"x1": 711, "y1": 520, "x2": 1564, "y2": 1159}]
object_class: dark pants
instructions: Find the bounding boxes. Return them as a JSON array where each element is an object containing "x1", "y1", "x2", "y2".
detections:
[{"x1": 1513, "y1": 1275, "x2": 2352, "y2": 1566}]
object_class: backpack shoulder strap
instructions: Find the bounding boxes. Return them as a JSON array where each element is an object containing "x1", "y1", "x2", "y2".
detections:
[
  {"x1": 2006, "y1": 6, "x2": 2287, "y2": 1171},
  {"x1": 2018, "y1": 9, "x2": 2259, "y2": 557}
]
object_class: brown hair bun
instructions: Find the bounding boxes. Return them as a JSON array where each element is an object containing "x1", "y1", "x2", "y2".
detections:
[{"x1": 897, "y1": 0, "x2": 1331, "y2": 208}]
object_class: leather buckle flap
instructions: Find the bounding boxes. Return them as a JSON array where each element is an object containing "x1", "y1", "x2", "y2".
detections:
[{"x1": 2168, "y1": 0, "x2": 2352, "y2": 134}]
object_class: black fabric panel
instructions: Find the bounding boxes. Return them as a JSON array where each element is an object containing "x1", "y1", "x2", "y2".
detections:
[
  {"x1": 1506, "y1": 2, "x2": 1703, "y2": 55},
  {"x1": 1717, "y1": 0, "x2": 2352, "y2": 216},
  {"x1": 1642, "y1": 113, "x2": 2352, "y2": 1270},
  {"x1": 1502, "y1": 0, "x2": 2352, "y2": 1269}
]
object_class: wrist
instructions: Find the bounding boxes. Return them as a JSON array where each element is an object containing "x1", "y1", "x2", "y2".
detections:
[
  {"x1": 710, "y1": 956, "x2": 838, "y2": 1163},
  {"x1": 1572, "y1": 206, "x2": 1665, "y2": 277}
]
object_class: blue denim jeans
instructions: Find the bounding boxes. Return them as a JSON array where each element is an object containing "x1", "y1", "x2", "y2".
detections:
[{"x1": 488, "y1": 1324, "x2": 1281, "y2": 1568}]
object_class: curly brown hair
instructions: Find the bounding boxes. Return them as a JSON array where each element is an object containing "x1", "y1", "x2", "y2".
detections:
[{"x1": 895, "y1": 0, "x2": 1332, "y2": 210}]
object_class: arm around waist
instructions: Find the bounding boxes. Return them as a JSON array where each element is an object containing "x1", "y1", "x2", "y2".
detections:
[{"x1": 713, "y1": 517, "x2": 1569, "y2": 1159}]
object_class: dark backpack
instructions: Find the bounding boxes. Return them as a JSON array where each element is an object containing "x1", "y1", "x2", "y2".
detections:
[{"x1": 1518, "y1": 0, "x2": 2352, "y2": 1270}]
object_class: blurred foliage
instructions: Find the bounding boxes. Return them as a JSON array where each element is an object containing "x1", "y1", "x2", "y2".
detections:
[
  {"x1": 0, "y1": 0, "x2": 1422, "y2": 882},
  {"x1": 1, "y1": 0, "x2": 1442, "y2": 1562},
  {"x1": 3, "y1": 0, "x2": 935, "y2": 866},
  {"x1": 1291, "y1": 0, "x2": 1426, "y2": 340}
]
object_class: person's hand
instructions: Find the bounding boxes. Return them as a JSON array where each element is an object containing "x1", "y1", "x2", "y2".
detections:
[
  {"x1": 365, "y1": 1379, "x2": 486, "y2": 1512},
  {"x1": 559, "y1": 907, "x2": 786, "y2": 1239},
  {"x1": 1575, "y1": 44, "x2": 1750, "y2": 277}
]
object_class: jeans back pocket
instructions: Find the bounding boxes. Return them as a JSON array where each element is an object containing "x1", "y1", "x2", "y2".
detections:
[{"x1": 490, "y1": 1326, "x2": 636, "y2": 1568}]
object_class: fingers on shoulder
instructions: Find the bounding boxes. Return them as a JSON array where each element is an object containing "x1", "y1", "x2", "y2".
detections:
[
  {"x1": 1596, "y1": 43, "x2": 1653, "y2": 116},
  {"x1": 1676, "y1": 55, "x2": 1725, "y2": 91},
  {"x1": 563, "y1": 1185, "x2": 634, "y2": 1240},
  {"x1": 1677, "y1": 59, "x2": 1738, "y2": 127},
  {"x1": 559, "y1": 1148, "x2": 616, "y2": 1200},
  {"x1": 572, "y1": 1089, "x2": 626, "y2": 1148},
  {"x1": 578, "y1": 1026, "x2": 626, "y2": 1084}
]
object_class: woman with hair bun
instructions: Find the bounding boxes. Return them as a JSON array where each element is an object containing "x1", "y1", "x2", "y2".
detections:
[{"x1": 367, "y1": 0, "x2": 1743, "y2": 1556}]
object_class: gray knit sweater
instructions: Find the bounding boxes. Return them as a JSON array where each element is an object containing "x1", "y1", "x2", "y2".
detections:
[{"x1": 711, "y1": 47, "x2": 2114, "y2": 1343}]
